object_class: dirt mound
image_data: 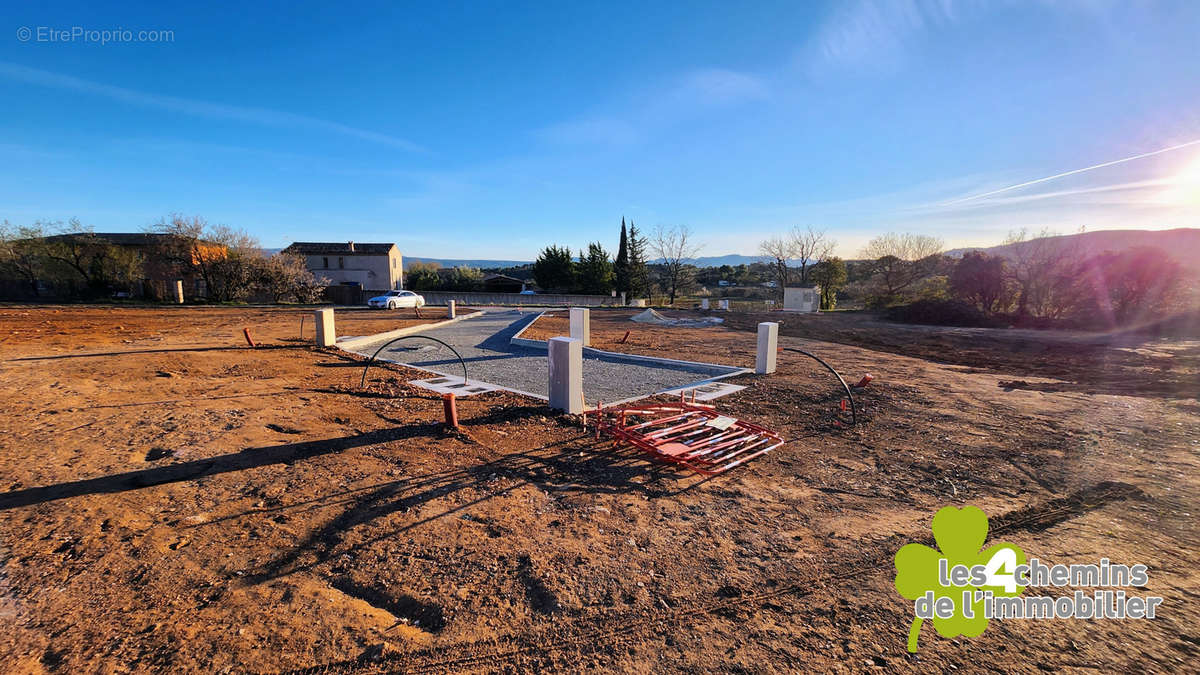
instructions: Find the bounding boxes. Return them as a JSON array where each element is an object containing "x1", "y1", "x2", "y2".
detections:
[{"x1": 630, "y1": 309, "x2": 723, "y2": 327}]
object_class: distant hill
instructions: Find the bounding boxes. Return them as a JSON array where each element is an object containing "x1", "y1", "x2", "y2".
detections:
[
  {"x1": 672, "y1": 254, "x2": 766, "y2": 267},
  {"x1": 945, "y1": 228, "x2": 1200, "y2": 271},
  {"x1": 404, "y1": 257, "x2": 532, "y2": 270}
]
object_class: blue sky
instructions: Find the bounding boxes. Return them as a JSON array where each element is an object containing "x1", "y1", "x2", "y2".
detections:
[{"x1": 2, "y1": 1, "x2": 1199, "y2": 259}]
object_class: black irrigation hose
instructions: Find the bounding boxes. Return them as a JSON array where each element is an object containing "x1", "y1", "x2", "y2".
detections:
[
  {"x1": 781, "y1": 347, "x2": 857, "y2": 427},
  {"x1": 359, "y1": 335, "x2": 469, "y2": 389}
]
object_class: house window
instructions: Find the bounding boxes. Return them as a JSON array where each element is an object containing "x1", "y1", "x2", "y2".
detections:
[
  {"x1": 322, "y1": 257, "x2": 329, "y2": 269},
  {"x1": 338, "y1": 257, "x2": 345, "y2": 269}
]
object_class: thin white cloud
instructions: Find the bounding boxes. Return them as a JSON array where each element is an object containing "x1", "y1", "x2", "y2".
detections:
[
  {"x1": 0, "y1": 62, "x2": 425, "y2": 153},
  {"x1": 940, "y1": 179, "x2": 1167, "y2": 208},
  {"x1": 939, "y1": 139, "x2": 1200, "y2": 205},
  {"x1": 535, "y1": 117, "x2": 639, "y2": 147},
  {"x1": 807, "y1": 0, "x2": 966, "y2": 73},
  {"x1": 535, "y1": 66, "x2": 769, "y2": 148},
  {"x1": 674, "y1": 68, "x2": 770, "y2": 105}
]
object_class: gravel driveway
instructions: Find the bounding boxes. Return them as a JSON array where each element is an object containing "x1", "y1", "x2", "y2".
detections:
[{"x1": 344, "y1": 310, "x2": 743, "y2": 403}]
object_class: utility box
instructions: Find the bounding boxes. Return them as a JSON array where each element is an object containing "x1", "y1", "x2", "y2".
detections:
[
  {"x1": 314, "y1": 308, "x2": 336, "y2": 347},
  {"x1": 756, "y1": 322, "x2": 778, "y2": 374},
  {"x1": 569, "y1": 307, "x2": 590, "y2": 346},
  {"x1": 548, "y1": 337, "x2": 583, "y2": 413},
  {"x1": 783, "y1": 286, "x2": 820, "y2": 312}
]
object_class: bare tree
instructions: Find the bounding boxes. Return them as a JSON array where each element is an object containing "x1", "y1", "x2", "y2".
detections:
[
  {"x1": 650, "y1": 224, "x2": 702, "y2": 304},
  {"x1": 153, "y1": 214, "x2": 263, "y2": 302},
  {"x1": 860, "y1": 232, "x2": 944, "y2": 300},
  {"x1": 1003, "y1": 228, "x2": 1077, "y2": 318},
  {"x1": 258, "y1": 252, "x2": 328, "y2": 303},
  {"x1": 788, "y1": 226, "x2": 834, "y2": 285},
  {"x1": 860, "y1": 232, "x2": 943, "y2": 262},
  {"x1": 40, "y1": 220, "x2": 143, "y2": 293},
  {"x1": 758, "y1": 234, "x2": 793, "y2": 302},
  {"x1": 0, "y1": 221, "x2": 48, "y2": 296}
]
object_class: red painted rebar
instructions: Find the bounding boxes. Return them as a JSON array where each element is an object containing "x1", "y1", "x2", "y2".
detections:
[{"x1": 581, "y1": 401, "x2": 784, "y2": 475}]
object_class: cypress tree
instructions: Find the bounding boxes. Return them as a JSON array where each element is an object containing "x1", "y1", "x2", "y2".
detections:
[
  {"x1": 615, "y1": 218, "x2": 630, "y2": 295},
  {"x1": 627, "y1": 221, "x2": 650, "y2": 299}
]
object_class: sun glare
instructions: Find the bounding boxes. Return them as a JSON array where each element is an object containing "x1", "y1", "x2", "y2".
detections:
[{"x1": 1159, "y1": 152, "x2": 1200, "y2": 206}]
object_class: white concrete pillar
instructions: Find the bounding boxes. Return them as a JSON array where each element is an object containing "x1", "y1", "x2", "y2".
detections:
[
  {"x1": 756, "y1": 322, "x2": 778, "y2": 374},
  {"x1": 620, "y1": 292, "x2": 627, "y2": 305},
  {"x1": 315, "y1": 308, "x2": 336, "y2": 347},
  {"x1": 718, "y1": 299, "x2": 730, "y2": 311},
  {"x1": 569, "y1": 307, "x2": 590, "y2": 346},
  {"x1": 174, "y1": 280, "x2": 184, "y2": 304},
  {"x1": 700, "y1": 298, "x2": 710, "y2": 310},
  {"x1": 548, "y1": 337, "x2": 583, "y2": 414},
  {"x1": 447, "y1": 300, "x2": 456, "y2": 319}
]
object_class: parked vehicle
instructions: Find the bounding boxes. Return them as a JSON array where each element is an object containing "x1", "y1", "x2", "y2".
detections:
[{"x1": 367, "y1": 290, "x2": 426, "y2": 309}]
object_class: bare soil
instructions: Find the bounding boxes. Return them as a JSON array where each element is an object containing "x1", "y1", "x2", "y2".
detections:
[{"x1": 0, "y1": 305, "x2": 1196, "y2": 673}]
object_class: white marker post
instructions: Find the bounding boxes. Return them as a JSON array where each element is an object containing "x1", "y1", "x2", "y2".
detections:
[
  {"x1": 548, "y1": 336, "x2": 583, "y2": 414},
  {"x1": 700, "y1": 298, "x2": 710, "y2": 310},
  {"x1": 315, "y1": 308, "x2": 336, "y2": 347},
  {"x1": 447, "y1": 300, "x2": 456, "y2": 319},
  {"x1": 756, "y1": 321, "x2": 778, "y2": 374},
  {"x1": 174, "y1": 280, "x2": 185, "y2": 304},
  {"x1": 718, "y1": 299, "x2": 730, "y2": 311},
  {"x1": 569, "y1": 307, "x2": 590, "y2": 346}
]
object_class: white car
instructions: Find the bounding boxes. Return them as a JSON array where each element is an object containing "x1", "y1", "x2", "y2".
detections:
[{"x1": 368, "y1": 290, "x2": 426, "y2": 309}]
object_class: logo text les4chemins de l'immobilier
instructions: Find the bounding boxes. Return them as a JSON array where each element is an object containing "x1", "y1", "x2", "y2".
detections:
[{"x1": 894, "y1": 506, "x2": 1162, "y2": 652}]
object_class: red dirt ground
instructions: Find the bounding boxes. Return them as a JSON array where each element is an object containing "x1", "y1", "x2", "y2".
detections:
[{"x1": 0, "y1": 305, "x2": 1196, "y2": 673}]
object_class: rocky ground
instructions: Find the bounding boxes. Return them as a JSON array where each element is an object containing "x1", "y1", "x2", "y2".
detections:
[{"x1": 0, "y1": 305, "x2": 1195, "y2": 673}]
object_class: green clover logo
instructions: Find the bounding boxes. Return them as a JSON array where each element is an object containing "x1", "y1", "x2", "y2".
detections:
[{"x1": 894, "y1": 506, "x2": 1025, "y2": 652}]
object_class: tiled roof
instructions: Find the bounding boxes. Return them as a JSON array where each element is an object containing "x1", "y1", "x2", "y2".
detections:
[{"x1": 283, "y1": 242, "x2": 396, "y2": 255}]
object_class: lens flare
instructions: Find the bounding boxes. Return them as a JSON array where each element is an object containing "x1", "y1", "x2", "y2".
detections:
[{"x1": 1159, "y1": 153, "x2": 1200, "y2": 206}]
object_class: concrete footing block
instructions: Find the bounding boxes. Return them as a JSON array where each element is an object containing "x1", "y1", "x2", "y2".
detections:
[
  {"x1": 315, "y1": 308, "x2": 336, "y2": 347},
  {"x1": 569, "y1": 307, "x2": 590, "y2": 346},
  {"x1": 548, "y1": 336, "x2": 583, "y2": 414},
  {"x1": 718, "y1": 299, "x2": 730, "y2": 310},
  {"x1": 447, "y1": 300, "x2": 456, "y2": 319},
  {"x1": 756, "y1": 321, "x2": 778, "y2": 374}
]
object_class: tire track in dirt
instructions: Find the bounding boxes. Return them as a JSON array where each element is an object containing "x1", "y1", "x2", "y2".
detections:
[{"x1": 274, "y1": 481, "x2": 1146, "y2": 674}]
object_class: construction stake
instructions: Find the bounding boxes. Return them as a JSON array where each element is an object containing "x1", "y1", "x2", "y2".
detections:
[{"x1": 442, "y1": 393, "x2": 459, "y2": 429}]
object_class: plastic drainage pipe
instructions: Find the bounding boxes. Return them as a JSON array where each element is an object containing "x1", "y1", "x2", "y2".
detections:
[
  {"x1": 360, "y1": 335, "x2": 469, "y2": 389},
  {"x1": 781, "y1": 347, "x2": 857, "y2": 427}
]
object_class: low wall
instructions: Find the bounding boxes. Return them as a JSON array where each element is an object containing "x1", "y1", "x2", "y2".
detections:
[
  {"x1": 330, "y1": 287, "x2": 622, "y2": 307},
  {"x1": 420, "y1": 291, "x2": 620, "y2": 307}
]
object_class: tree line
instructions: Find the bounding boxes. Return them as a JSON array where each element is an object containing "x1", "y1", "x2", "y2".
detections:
[
  {"x1": 940, "y1": 229, "x2": 1188, "y2": 328},
  {"x1": 0, "y1": 215, "x2": 326, "y2": 303},
  {"x1": 528, "y1": 218, "x2": 664, "y2": 298}
]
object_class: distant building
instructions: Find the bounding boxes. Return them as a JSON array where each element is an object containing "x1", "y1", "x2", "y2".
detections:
[
  {"x1": 38, "y1": 232, "x2": 225, "y2": 299},
  {"x1": 283, "y1": 241, "x2": 403, "y2": 289},
  {"x1": 783, "y1": 286, "x2": 821, "y2": 312},
  {"x1": 480, "y1": 273, "x2": 530, "y2": 293}
]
